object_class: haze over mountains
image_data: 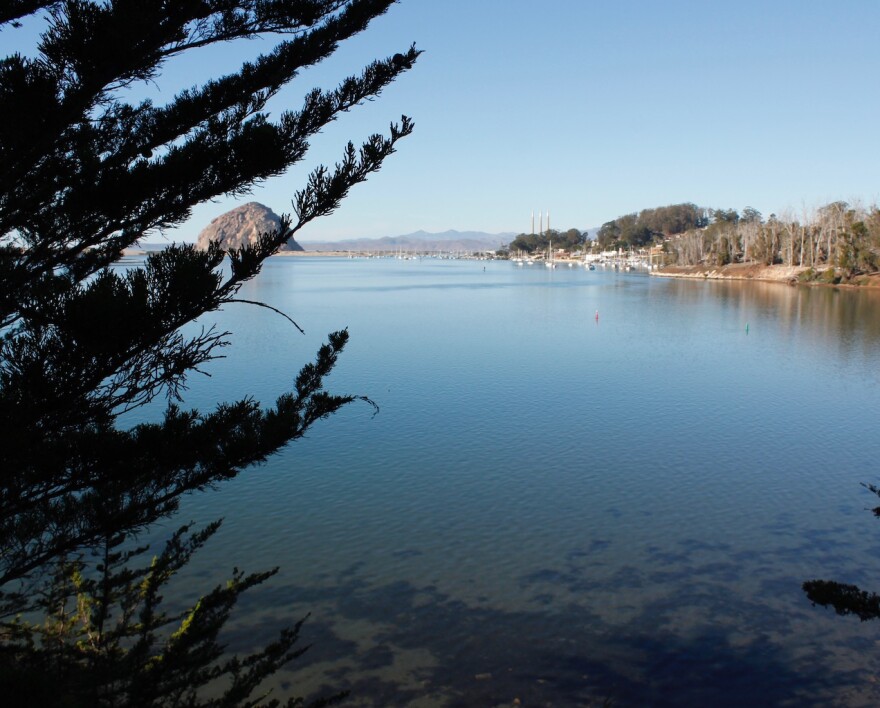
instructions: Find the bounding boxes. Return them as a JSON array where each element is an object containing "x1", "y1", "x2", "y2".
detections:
[
  {"x1": 298, "y1": 229, "x2": 516, "y2": 252},
  {"x1": 138, "y1": 201, "x2": 594, "y2": 252}
]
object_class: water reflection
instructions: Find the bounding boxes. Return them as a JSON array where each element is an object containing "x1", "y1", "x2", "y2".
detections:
[
  {"x1": 142, "y1": 260, "x2": 880, "y2": 707},
  {"x1": 657, "y1": 278, "x2": 880, "y2": 368},
  {"x1": 222, "y1": 559, "x2": 873, "y2": 707}
]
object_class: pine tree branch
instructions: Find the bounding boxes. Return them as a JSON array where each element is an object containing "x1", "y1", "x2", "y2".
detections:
[
  {"x1": 225, "y1": 299, "x2": 305, "y2": 334},
  {"x1": 1, "y1": 3, "x2": 414, "y2": 701},
  {"x1": 0, "y1": 329, "x2": 368, "y2": 587},
  {"x1": 803, "y1": 579, "x2": 880, "y2": 622},
  {"x1": 0, "y1": 0, "x2": 57, "y2": 28},
  {"x1": 0, "y1": 43, "x2": 419, "y2": 324}
]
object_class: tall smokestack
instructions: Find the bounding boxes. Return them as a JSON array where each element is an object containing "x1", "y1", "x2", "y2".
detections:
[{"x1": 531, "y1": 210, "x2": 534, "y2": 235}]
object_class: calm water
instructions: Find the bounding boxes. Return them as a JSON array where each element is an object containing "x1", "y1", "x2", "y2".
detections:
[{"x1": 130, "y1": 257, "x2": 880, "y2": 706}]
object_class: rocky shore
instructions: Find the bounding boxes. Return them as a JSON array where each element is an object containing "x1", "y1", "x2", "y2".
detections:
[
  {"x1": 654, "y1": 263, "x2": 806, "y2": 283},
  {"x1": 654, "y1": 263, "x2": 880, "y2": 288}
]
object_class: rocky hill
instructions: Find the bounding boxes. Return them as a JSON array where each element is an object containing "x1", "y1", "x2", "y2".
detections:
[{"x1": 196, "y1": 202, "x2": 303, "y2": 251}]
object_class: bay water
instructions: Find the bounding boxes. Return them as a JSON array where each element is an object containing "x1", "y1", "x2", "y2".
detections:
[{"x1": 130, "y1": 257, "x2": 880, "y2": 706}]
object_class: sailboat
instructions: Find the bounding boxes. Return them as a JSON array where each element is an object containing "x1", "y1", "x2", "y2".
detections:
[
  {"x1": 583, "y1": 249, "x2": 596, "y2": 270},
  {"x1": 545, "y1": 240, "x2": 556, "y2": 268}
]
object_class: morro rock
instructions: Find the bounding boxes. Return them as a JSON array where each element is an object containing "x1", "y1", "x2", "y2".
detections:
[{"x1": 196, "y1": 202, "x2": 303, "y2": 252}]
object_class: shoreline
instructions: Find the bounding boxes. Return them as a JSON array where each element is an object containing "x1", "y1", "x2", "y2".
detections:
[
  {"x1": 652, "y1": 263, "x2": 880, "y2": 289},
  {"x1": 274, "y1": 249, "x2": 353, "y2": 257},
  {"x1": 120, "y1": 248, "x2": 880, "y2": 290}
]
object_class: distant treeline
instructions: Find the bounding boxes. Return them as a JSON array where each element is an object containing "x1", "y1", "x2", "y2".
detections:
[
  {"x1": 507, "y1": 228, "x2": 586, "y2": 254},
  {"x1": 505, "y1": 203, "x2": 713, "y2": 255},
  {"x1": 597, "y1": 201, "x2": 880, "y2": 280},
  {"x1": 661, "y1": 202, "x2": 880, "y2": 279},
  {"x1": 502, "y1": 201, "x2": 880, "y2": 280},
  {"x1": 596, "y1": 203, "x2": 710, "y2": 248}
]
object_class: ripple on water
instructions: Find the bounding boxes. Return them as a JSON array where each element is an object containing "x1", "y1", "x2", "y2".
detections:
[{"x1": 160, "y1": 261, "x2": 880, "y2": 706}]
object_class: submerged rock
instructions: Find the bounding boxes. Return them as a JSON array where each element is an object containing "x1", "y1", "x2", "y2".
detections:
[{"x1": 196, "y1": 202, "x2": 303, "y2": 252}]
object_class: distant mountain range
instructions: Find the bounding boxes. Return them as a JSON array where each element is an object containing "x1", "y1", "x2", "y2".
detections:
[
  {"x1": 297, "y1": 229, "x2": 516, "y2": 252},
  {"x1": 135, "y1": 228, "x2": 605, "y2": 254}
]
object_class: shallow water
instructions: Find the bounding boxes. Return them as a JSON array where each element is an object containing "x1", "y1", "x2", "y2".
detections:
[{"x1": 127, "y1": 257, "x2": 880, "y2": 706}]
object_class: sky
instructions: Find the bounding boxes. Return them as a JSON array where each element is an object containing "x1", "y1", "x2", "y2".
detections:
[{"x1": 7, "y1": 0, "x2": 880, "y2": 242}]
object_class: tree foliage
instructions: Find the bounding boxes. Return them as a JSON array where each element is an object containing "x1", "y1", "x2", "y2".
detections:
[
  {"x1": 804, "y1": 484, "x2": 880, "y2": 622},
  {"x1": 643, "y1": 200, "x2": 880, "y2": 276},
  {"x1": 0, "y1": 1, "x2": 418, "y2": 705},
  {"x1": 508, "y1": 227, "x2": 585, "y2": 255},
  {"x1": 596, "y1": 203, "x2": 707, "y2": 250}
]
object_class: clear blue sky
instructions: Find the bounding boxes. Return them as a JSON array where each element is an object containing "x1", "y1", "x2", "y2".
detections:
[{"x1": 7, "y1": 1, "x2": 880, "y2": 241}]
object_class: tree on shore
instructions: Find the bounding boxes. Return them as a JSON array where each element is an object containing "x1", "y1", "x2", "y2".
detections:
[
  {"x1": 655, "y1": 200, "x2": 880, "y2": 276},
  {"x1": 0, "y1": 1, "x2": 418, "y2": 705},
  {"x1": 596, "y1": 203, "x2": 706, "y2": 251},
  {"x1": 507, "y1": 228, "x2": 584, "y2": 255}
]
